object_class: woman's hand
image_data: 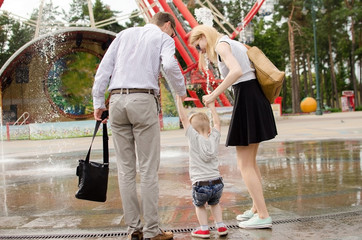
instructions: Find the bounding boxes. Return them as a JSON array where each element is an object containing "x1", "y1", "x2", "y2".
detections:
[{"x1": 202, "y1": 93, "x2": 216, "y2": 105}]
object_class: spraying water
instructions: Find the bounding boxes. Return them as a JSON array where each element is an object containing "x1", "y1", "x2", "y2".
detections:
[
  {"x1": 195, "y1": 7, "x2": 216, "y2": 126},
  {"x1": 0, "y1": 106, "x2": 3, "y2": 142},
  {"x1": 0, "y1": 106, "x2": 8, "y2": 216}
]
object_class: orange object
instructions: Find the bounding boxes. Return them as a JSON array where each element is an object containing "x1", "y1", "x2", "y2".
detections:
[{"x1": 300, "y1": 97, "x2": 317, "y2": 113}]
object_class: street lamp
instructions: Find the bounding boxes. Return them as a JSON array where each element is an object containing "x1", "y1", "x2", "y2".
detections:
[{"x1": 310, "y1": 0, "x2": 323, "y2": 115}]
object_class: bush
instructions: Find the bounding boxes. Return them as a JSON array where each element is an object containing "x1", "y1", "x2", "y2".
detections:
[
  {"x1": 329, "y1": 108, "x2": 342, "y2": 113},
  {"x1": 355, "y1": 106, "x2": 362, "y2": 111},
  {"x1": 282, "y1": 108, "x2": 293, "y2": 114}
]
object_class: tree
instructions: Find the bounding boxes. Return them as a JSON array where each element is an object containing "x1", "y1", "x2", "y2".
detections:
[
  {"x1": 343, "y1": 0, "x2": 360, "y2": 107},
  {"x1": 0, "y1": 14, "x2": 34, "y2": 67},
  {"x1": 318, "y1": 0, "x2": 343, "y2": 109},
  {"x1": 33, "y1": 0, "x2": 64, "y2": 36},
  {"x1": 288, "y1": 2, "x2": 301, "y2": 113},
  {"x1": 124, "y1": 10, "x2": 146, "y2": 28},
  {"x1": 0, "y1": 14, "x2": 12, "y2": 67},
  {"x1": 90, "y1": 0, "x2": 124, "y2": 32},
  {"x1": 63, "y1": 0, "x2": 88, "y2": 27},
  {"x1": 7, "y1": 21, "x2": 33, "y2": 53}
]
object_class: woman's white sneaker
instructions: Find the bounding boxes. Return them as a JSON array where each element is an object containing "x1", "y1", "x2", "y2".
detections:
[
  {"x1": 238, "y1": 215, "x2": 272, "y2": 229},
  {"x1": 236, "y1": 209, "x2": 255, "y2": 221}
]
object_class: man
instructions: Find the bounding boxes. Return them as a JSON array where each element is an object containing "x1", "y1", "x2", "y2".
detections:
[{"x1": 92, "y1": 12, "x2": 186, "y2": 240}]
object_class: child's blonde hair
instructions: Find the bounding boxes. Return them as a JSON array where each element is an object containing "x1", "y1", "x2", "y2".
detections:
[
  {"x1": 189, "y1": 25, "x2": 222, "y2": 70},
  {"x1": 189, "y1": 112, "x2": 210, "y2": 134}
]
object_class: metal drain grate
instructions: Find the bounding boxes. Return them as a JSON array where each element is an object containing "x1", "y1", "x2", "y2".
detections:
[
  {"x1": 1, "y1": 210, "x2": 361, "y2": 239},
  {"x1": 272, "y1": 210, "x2": 362, "y2": 225},
  {"x1": 0, "y1": 232, "x2": 126, "y2": 239}
]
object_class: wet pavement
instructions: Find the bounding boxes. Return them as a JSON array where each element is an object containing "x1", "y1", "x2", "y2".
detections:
[{"x1": 1, "y1": 111, "x2": 362, "y2": 239}]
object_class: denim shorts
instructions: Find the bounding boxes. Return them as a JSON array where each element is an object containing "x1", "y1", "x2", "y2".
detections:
[{"x1": 192, "y1": 181, "x2": 224, "y2": 207}]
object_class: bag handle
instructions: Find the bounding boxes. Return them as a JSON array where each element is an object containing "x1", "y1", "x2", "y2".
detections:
[
  {"x1": 85, "y1": 110, "x2": 109, "y2": 166},
  {"x1": 243, "y1": 43, "x2": 251, "y2": 50}
]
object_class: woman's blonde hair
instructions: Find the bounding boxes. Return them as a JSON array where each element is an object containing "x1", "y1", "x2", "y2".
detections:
[{"x1": 189, "y1": 25, "x2": 222, "y2": 70}]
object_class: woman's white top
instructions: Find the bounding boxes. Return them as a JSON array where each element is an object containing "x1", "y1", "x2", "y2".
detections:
[{"x1": 217, "y1": 35, "x2": 256, "y2": 85}]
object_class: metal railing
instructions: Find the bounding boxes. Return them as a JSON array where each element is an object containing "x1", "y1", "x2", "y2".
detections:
[
  {"x1": 6, "y1": 112, "x2": 30, "y2": 140},
  {"x1": 13, "y1": 112, "x2": 30, "y2": 126}
]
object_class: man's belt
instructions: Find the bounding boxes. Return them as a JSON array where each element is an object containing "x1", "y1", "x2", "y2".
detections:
[
  {"x1": 111, "y1": 88, "x2": 154, "y2": 95},
  {"x1": 194, "y1": 178, "x2": 223, "y2": 186}
]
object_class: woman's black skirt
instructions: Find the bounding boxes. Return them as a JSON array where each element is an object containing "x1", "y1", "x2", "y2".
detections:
[{"x1": 226, "y1": 79, "x2": 277, "y2": 146}]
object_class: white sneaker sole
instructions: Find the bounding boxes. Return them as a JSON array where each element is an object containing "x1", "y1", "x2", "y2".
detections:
[
  {"x1": 217, "y1": 231, "x2": 228, "y2": 236},
  {"x1": 239, "y1": 223, "x2": 272, "y2": 229},
  {"x1": 191, "y1": 233, "x2": 210, "y2": 238}
]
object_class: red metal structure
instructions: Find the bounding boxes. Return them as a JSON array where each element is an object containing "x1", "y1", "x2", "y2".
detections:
[
  {"x1": 138, "y1": 0, "x2": 225, "y2": 107},
  {"x1": 138, "y1": 0, "x2": 265, "y2": 108}
]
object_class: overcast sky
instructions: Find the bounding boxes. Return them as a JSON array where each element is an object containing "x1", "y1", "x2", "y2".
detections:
[{"x1": 1, "y1": 0, "x2": 139, "y2": 19}]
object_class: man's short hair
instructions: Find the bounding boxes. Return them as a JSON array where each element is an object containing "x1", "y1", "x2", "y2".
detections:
[{"x1": 151, "y1": 12, "x2": 176, "y2": 29}]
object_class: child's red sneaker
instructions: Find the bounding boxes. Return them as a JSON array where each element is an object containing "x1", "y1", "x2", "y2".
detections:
[
  {"x1": 217, "y1": 226, "x2": 228, "y2": 236},
  {"x1": 191, "y1": 228, "x2": 210, "y2": 238}
]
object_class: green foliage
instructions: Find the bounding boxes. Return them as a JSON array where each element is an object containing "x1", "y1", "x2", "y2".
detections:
[
  {"x1": 160, "y1": 78, "x2": 177, "y2": 117},
  {"x1": 225, "y1": 0, "x2": 254, "y2": 34},
  {"x1": 64, "y1": 0, "x2": 88, "y2": 26},
  {"x1": 7, "y1": 21, "x2": 33, "y2": 53},
  {"x1": 91, "y1": 0, "x2": 124, "y2": 32},
  {"x1": 355, "y1": 106, "x2": 362, "y2": 111},
  {"x1": 330, "y1": 108, "x2": 341, "y2": 112},
  {"x1": 252, "y1": 19, "x2": 286, "y2": 70},
  {"x1": 0, "y1": 14, "x2": 33, "y2": 67},
  {"x1": 124, "y1": 10, "x2": 146, "y2": 28},
  {"x1": 1, "y1": 0, "x2": 362, "y2": 115},
  {"x1": 61, "y1": 52, "x2": 99, "y2": 105},
  {"x1": 47, "y1": 52, "x2": 100, "y2": 115}
]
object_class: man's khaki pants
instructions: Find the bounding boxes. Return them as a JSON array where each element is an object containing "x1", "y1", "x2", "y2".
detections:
[{"x1": 109, "y1": 93, "x2": 161, "y2": 238}]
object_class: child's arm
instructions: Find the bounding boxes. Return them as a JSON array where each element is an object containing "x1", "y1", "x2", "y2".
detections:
[
  {"x1": 207, "y1": 101, "x2": 221, "y2": 132},
  {"x1": 176, "y1": 95, "x2": 190, "y2": 130}
]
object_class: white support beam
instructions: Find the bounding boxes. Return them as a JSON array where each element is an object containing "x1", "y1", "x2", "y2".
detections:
[
  {"x1": 34, "y1": 0, "x2": 45, "y2": 38},
  {"x1": 87, "y1": 0, "x2": 96, "y2": 28}
]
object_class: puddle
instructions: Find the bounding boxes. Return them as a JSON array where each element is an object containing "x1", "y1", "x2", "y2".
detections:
[{"x1": 0, "y1": 140, "x2": 361, "y2": 232}]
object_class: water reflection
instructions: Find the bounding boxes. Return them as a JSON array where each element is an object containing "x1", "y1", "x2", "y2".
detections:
[{"x1": 0, "y1": 140, "x2": 361, "y2": 232}]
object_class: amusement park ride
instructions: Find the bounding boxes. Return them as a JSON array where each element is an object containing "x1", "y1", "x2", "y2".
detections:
[
  {"x1": 0, "y1": 0, "x2": 269, "y2": 121},
  {"x1": 132, "y1": 0, "x2": 268, "y2": 107}
]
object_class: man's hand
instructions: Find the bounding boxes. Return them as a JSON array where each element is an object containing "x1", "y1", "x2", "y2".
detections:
[
  {"x1": 94, "y1": 108, "x2": 108, "y2": 123},
  {"x1": 179, "y1": 94, "x2": 187, "y2": 101},
  {"x1": 176, "y1": 94, "x2": 190, "y2": 130}
]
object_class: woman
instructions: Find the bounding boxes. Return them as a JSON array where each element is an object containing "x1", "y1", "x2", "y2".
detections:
[{"x1": 189, "y1": 25, "x2": 277, "y2": 229}]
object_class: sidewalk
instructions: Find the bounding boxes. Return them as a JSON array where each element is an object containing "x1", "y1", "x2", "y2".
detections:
[
  {"x1": 2, "y1": 111, "x2": 362, "y2": 154},
  {"x1": 0, "y1": 111, "x2": 362, "y2": 240},
  {"x1": 161, "y1": 111, "x2": 362, "y2": 146}
]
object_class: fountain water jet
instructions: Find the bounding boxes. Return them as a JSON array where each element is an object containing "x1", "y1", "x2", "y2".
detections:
[{"x1": 0, "y1": 105, "x2": 8, "y2": 216}]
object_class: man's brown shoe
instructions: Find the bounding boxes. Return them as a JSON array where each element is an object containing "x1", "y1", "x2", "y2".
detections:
[
  {"x1": 143, "y1": 229, "x2": 173, "y2": 240},
  {"x1": 128, "y1": 231, "x2": 143, "y2": 240}
]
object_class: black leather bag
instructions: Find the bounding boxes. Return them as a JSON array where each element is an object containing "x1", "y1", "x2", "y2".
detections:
[{"x1": 75, "y1": 111, "x2": 109, "y2": 202}]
